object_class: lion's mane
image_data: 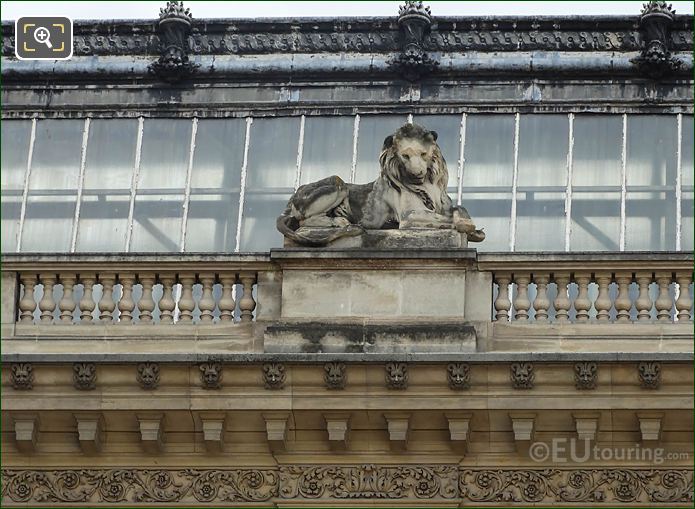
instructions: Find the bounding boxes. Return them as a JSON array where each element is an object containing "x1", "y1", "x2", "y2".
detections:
[{"x1": 374, "y1": 123, "x2": 451, "y2": 216}]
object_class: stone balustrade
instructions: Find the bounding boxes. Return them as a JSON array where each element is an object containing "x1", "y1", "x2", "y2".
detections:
[
  {"x1": 4, "y1": 254, "x2": 275, "y2": 326},
  {"x1": 3, "y1": 252, "x2": 692, "y2": 335},
  {"x1": 479, "y1": 253, "x2": 694, "y2": 324}
]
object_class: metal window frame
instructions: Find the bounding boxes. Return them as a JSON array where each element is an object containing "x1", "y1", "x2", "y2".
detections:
[
  {"x1": 5, "y1": 111, "x2": 690, "y2": 255},
  {"x1": 179, "y1": 117, "x2": 199, "y2": 252},
  {"x1": 15, "y1": 117, "x2": 37, "y2": 252},
  {"x1": 69, "y1": 117, "x2": 91, "y2": 252},
  {"x1": 234, "y1": 117, "x2": 254, "y2": 253},
  {"x1": 564, "y1": 113, "x2": 575, "y2": 252},
  {"x1": 509, "y1": 112, "x2": 520, "y2": 252},
  {"x1": 456, "y1": 113, "x2": 467, "y2": 207},
  {"x1": 619, "y1": 113, "x2": 628, "y2": 252},
  {"x1": 676, "y1": 113, "x2": 683, "y2": 251}
]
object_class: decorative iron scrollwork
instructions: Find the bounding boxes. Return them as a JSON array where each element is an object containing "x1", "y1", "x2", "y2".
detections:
[
  {"x1": 150, "y1": 1, "x2": 198, "y2": 83},
  {"x1": 389, "y1": 1, "x2": 439, "y2": 81},
  {"x1": 633, "y1": 1, "x2": 681, "y2": 78}
]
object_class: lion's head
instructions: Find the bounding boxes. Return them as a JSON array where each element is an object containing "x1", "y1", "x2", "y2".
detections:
[{"x1": 378, "y1": 123, "x2": 448, "y2": 210}]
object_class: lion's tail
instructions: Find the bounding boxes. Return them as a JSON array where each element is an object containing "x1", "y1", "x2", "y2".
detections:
[{"x1": 276, "y1": 212, "x2": 362, "y2": 247}]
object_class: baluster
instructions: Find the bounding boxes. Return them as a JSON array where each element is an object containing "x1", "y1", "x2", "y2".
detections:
[
  {"x1": 18, "y1": 274, "x2": 38, "y2": 323},
  {"x1": 654, "y1": 271, "x2": 673, "y2": 322},
  {"x1": 594, "y1": 272, "x2": 612, "y2": 322},
  {"x1": 614, "y1": 272, "x2": 632, "y2": 323},
  {"x1": 574, "y1": 275, "x2": 591, "y2": 323},
  {"x1": 79, "y1": 274, "x2": 96, "y2": 323},
  {"x1": 494, "y1": 273, "x2": 511, "y2": 322},
  {"x1": 178, "y1": 275, "x2": 196, "y2": 322},
  {"x1": 38, "y1": 273, "x2": 57, "y2": 323},
  {"x1": 98, "y1": 273, "x2": 116, "y2": 323},
  {"x1": 158, "y1": 275, "x2": 176, "y2": 324},
  {"x1": 532, "y1": 274, "x2": 549, "y2": 322},
  {"x1": 218, "y1": 274, "x2": 236, "y2": 322},
  {"x1": 58, "y1": 273, "x2": 76, "y2": 323},
  {"x1": 198, "y1": 273, "x2": 216, "y2": 322},
  {"x1": 513, "y1": 274, "x2": 530, "y2": 322},
  {"x1": 239, "y1": 272, "x2": 256, "y2": 323},
  {"x1": 138, "y1": 274, "x2": 156, "y2": 323},
  {"x1": 635, "y1": 272, "x2": 653, "y2": 322},
  {"x1": 553, "y1": 274, "x2": 571, "y2": 323},
  {"x1": 675, "y1": 272, "x2": 693, "y2": 322},
  {"x1": 118, "y1": 273, "x2": 136, "y2": 323}
]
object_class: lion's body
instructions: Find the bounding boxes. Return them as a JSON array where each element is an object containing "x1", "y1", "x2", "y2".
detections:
[{"x1": 277, "y1": 123, "x2": 484, "y2": 246}]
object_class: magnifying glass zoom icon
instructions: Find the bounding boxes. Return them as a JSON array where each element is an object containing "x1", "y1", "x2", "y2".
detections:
[{"x1": 34, "y1": 26, "x2": 53, "y2": 48}]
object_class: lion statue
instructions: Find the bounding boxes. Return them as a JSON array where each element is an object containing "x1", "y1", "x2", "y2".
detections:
[{"x1": 276, "y1": 122, "x2": 485, "y2": 246}]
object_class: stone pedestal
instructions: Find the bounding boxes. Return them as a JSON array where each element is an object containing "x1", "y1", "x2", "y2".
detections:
[
  {"x1": 268, "y1": 230, "x2": 483, "y2": 353},
  {"x1": 284, "y1": 228, "x2": 468, "y2": 249}
]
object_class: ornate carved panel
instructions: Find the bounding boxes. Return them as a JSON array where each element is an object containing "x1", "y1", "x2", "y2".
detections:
[{"x1": 1, "y1": 468, "x2": 691, "y2": 505}]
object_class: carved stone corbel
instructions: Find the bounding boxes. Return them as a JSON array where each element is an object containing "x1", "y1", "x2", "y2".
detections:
[
  {"x1": 137, "y1": 414, "x2": 164, "y2": 453},
  {"x1": 633, "y1": 1, "x2": 681, "y2": 78},
  {"x1": 389, "y1": 1, "x2": 439, "y2": 81},
  {"x1": 324, "y1": 413, "x2": 351, "y2": 450},
  {"x1": 384, "y1": 412, "x2": 410, "y2": 451},
  {"x1": 150, "y1": 1, "x2": 198, "y2": 83},
  {"x1": 75, "y1": 413, "x2": 104, "y2": 455},
  {"x1": 263, "y1": 412, "x2": 290, "y2": 452},
  {"x1": 13, "y1": 414, "x2": 39, "y2": 453}
]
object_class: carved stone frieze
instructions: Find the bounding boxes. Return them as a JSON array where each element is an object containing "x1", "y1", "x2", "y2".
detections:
[
  {"x1": 279, "y1": 464, "x2": 458, "y2": 499},
  {"x1": 510, "y1": 362, "x2": 534, "y2": 389},
  {"x1": 447, "y1": 362, "x2": 471, "y2": 390},
  {"x1": 638, "y1": 361, "x2": 661, "y2": 389},
  {"x1": 2, "y1": 19, "x2": 692, "y2": 58},
  {"x1": 324, "y1": 362, "x2": 347, "y2": 389},
  {"x1": 460, "y1": 469, "x2": 693, "y2": 504},
  {"x1": 0, "y1": 469, "x2": 278, "y2": 504},
  {"x1": 10, "y1": 363, "x2": 33, "y2": 390},
  {"x1": 574, "y1": 362, "x2": 598, "y2": 390},
  {"x1": 136, "y1": 362, "x2": 160, "y2": 390},
  {"x1": 73, "y1": 363, "x2": 96, "y2": 390},
  {"x1": 385, "y1": 362, "x2": 408, "y2": 390},
  {"x1": 262, "y1": 363, "x2": 286, "y2": 390},
  {"x1": 1, "y1": 468, "x2": 691, "y2": 504}
]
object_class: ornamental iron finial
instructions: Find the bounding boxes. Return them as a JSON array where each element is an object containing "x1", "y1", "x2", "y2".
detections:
[
  {"x1": 389, "y1": 1, "x2": 439, "y2": 81},
  {"x1": 633, "y1": 1, "x2": 681, "y2": 79},
  {"x1": 149, "y1": 1, "x2": 198, "y2": 83}
]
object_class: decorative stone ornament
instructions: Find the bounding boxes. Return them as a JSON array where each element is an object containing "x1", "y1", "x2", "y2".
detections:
[
  {"x1": 276, "y1": 123, "x2": 484, "y2": 247},
  {"x1": 150, "y1": 1, "x2": 198, "y2": 82},
  {"x1": 263, "y1": 363, "x2": 286, "y2": 390},
  {"x1": 385, "y1": 362, "x2": 408, "y2": 390},
  {"x1": 136, "y1": 362, "x2": 160, "y2": 390},
  {"x1": 574, "y1": 362, "x2": 598, "y2": 390},
  {"x1": 638, "y1": 361, "x2": 661, "y2": 389},
  {"x1": 447, "y1": 362, "x2": 471, "y2": 390},
  {"x1": 73, "y1": 363, "x2": 96, "y2": 390},
  {"x1": 389, "y1": 0, "x2": 439, "y2": 81},
  {"x1": 11, "y1": 363, "x2": 33, "y2": 390},
  {"x1": 199, "y1": 362, "x2": 222, "y2": 389},
  {"x1": 324, "y1": 362, "x2": 347, "y2": 389},
  {"x1": 510, "y1": 362, "x2": 534, "y2": 390},
  {"x1": 633, "y1": 0, "x2": 681, "y2": 78}
]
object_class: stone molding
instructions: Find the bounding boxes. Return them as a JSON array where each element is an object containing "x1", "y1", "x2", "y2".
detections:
[
  {"x1": 2, "y1": 17, "x2": 693, "y2": 58},
  {"x1": 1, "y1": 468, "x2": 691, "y2": 504}
]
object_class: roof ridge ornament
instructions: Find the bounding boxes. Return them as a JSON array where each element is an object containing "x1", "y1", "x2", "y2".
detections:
[
  {"x1": 633, "y1": 0, "x2": 681, "y2": 79},
  {"x1": 149, "y1": 1, "x2": 199, "y2": 83},
  {"x1": 389, "y1": 0, "x2": 439, "y2": 82}
]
